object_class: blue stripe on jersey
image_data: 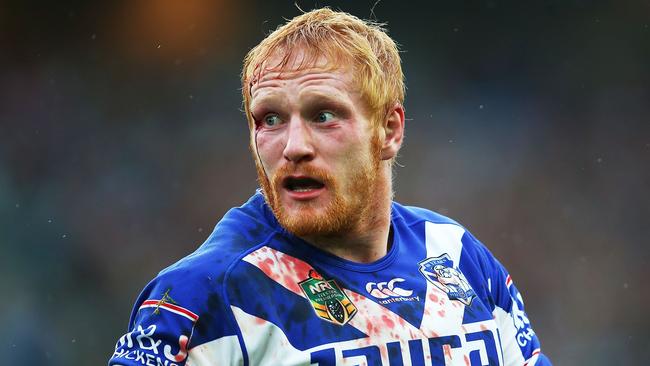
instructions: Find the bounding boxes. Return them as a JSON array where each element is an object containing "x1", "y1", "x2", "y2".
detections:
[
  {"x1": 227, "y1": 260, "x2": 369, "y2": 350},
  {"x1": 267, "y1": 219, "x2": 431, "y2": 330},
  {"x1": 458, "y1": 232, "x2": 501, "y2": 325}
]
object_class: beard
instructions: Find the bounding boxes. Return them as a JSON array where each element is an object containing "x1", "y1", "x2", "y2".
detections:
[{"x1": 255, "y1": 133, "x2": 382, "y2": 238}]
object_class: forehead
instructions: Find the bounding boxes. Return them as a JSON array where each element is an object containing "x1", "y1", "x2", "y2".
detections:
[
  {"x1": 249, "y1": 48, "x2": 357, "y2": 97},
  {"x1": 250, "y1": 68, "x2": 355, "y2": 102}
]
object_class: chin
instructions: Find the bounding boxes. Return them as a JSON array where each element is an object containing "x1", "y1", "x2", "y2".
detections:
[{"x1": 275, "y1": 197, "x2": 350, "y2": 237}]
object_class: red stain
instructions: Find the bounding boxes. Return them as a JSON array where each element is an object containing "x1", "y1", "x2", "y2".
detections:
[
  {"x1": 278, "y1": 251, "x2": 312, "y2": 279},
  {"x1": 443, "y1": 344, "x2": 452, "y2": 359},
  {"x1": 429, "y1": 294, "x2": 439, "y2": 302},
  {"x1": 174, "y1": 335, "x2": 189, "y2": 362},
  {"x1": 366, "y1": 319, "x2": 375, "y2": 335},
  {"x1": 480, "y1": 324, "x2": 488, "y2": 331},
  {"x1": 254, "y1": 253, "x2": 275, "y2": 277},
  {"x1": 379, "y1": 345, "x2": 389, "y2": 361},
  {"x1": 249, "y1": 247, "x2": 316, "y2": 294},
  {"x1": 382, "y1": 315, "x2": 395, "y2": 328},
  {"x1": 437, "y1": 309, "x2": 446, "y2": 318},
  {"x1": 464, "y1": 354, "x2": 470, "y2": 366}
]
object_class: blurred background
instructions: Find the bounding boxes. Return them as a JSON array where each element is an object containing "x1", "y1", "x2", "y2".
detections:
[{"x1": 1, "y1": 0, "x2": 648, "y2": 364}]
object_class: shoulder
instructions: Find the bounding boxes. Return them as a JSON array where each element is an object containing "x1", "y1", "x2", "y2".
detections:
[
  {"x1": 111, "y1": 193, "x2": 280, "y2": 364},
  {"x1": 128, "y1": 193, "x2": 279, "y2": 334},
  {"x1": 392, "y1": 201, "x2": 461, "y2": 227},
  {"x1": 161, "y1": 193, "x2": 277, "y2": 280},
  {"x1": 392, "y1": 201, "x2": 498, "y2": 268}
]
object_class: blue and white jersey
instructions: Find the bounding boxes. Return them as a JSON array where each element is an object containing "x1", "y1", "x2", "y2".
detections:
[{"x1": 109, "y1": 193, "x2": 551, "y2": 366}]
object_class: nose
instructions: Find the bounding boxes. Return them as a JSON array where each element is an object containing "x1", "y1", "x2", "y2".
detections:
[{"x1": 283, "y1": 117, "x2": 315, "y2": 163}]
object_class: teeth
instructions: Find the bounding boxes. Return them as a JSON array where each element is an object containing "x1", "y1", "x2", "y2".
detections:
[{"x1": 293, "y1": 188, "x2": 315, "y2": 192}]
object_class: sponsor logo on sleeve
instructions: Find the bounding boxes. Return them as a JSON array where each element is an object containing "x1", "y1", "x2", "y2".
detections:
[
  {"x1": 506, "y1": 275, "x2": 537, "y2": 347},
  {"x1": 111, "y1": 290, "x2": 198, "y2": 365},
  {"x1": 299, "y1": 270, "x2": 357, "y2": 326},
  {"x1": 419, "y1": 254, "x2": 476, "y2": 305},
  {"x1": 112, "y1": 324, "x2": 190, "y2": 366}
]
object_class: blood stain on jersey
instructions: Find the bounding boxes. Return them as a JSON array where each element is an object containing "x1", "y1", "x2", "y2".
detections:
[
  {"x1": 419, "y1": 254, "x2": 477, "y2": 305},
  {"x1": 299, "y1": 270, "x2": 357, "y2": 325}
]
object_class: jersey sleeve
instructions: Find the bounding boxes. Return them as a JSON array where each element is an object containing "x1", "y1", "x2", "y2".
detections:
[
  {"x1": 108, "y1": 266, "x2": 244, "y2": 366},
  {"x1": 470, "y1": 234, "x2": 552, "y2": 366}
]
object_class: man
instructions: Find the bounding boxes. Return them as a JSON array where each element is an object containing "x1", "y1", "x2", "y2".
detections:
[{"x1": 109, "y1": 8, "x2": 551, "y2": 366}]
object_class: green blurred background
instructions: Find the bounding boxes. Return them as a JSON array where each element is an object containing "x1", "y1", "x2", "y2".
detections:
[{"x1": 1, "y1": 0, "x2": 648, "y2": 364}]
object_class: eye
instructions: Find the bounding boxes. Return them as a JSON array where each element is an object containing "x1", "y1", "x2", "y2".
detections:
[
  {"x1": 263, "y1": 114, "x2": 281, "y2": 127},
  {"x1": 315, "y1": 111, "x2": 335, "y2": 123}
]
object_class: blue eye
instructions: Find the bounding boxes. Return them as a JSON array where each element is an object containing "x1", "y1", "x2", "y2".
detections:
[
  {"x1": 264, "y1": 114, "x2": 281, "y2": 127},
  {"x1": 316, "y1": 111, "x2": 335, "y2": 123}
]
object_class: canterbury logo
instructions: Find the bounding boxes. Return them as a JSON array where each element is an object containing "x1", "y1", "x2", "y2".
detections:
[{"x1": 365, "y1": 278, "x2": 413, "y2": 299}]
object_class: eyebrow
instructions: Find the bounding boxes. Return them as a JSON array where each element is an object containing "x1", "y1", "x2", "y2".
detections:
[
  {"x1": 299, "y1": 91, "x2": 351, "y2": 112},
  {"x1": 249, "y1": 91, "x2": 287, "y2": 113}
]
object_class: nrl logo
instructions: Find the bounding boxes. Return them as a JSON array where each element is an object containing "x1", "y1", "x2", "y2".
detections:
[
  {"x1": 299, "y1": 270, "x2": 357, "y2": 326},
  {"x1": 419, "y1": 254, "x2": 476, "y2": 305}
]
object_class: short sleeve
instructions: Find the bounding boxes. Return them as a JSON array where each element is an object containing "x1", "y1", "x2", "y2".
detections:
[
  {"x1": 108, "y1": 267, "x2": 244, "y2": 366},
  {"x1": 471, "y1": 236, "x2": 553, "y2": 366}
]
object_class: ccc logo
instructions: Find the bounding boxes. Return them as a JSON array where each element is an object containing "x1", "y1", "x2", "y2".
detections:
[{"x1": 365, "y1": 278, "x2": 413, "y2": 299}]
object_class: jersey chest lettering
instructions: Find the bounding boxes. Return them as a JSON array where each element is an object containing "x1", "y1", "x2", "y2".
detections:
[{"x1": 310, "y1": 329, "x2": 500, "y2": 366}]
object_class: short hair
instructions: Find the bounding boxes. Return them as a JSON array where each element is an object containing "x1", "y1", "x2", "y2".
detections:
[{"x1": 241, "y1": 8, "x2": 404, "y2": 129}]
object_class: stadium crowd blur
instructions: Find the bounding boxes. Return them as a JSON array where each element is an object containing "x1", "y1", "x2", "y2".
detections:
[{"x1": 1, "y1": 0, "x2": 648, "y2": 364}]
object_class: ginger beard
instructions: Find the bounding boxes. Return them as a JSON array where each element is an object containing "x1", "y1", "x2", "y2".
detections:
[{"x1": 254, "y1": 130, "x2": 383, "y2": 238}]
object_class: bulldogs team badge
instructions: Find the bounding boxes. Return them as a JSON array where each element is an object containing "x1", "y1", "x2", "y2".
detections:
[
  {"x1": 299, "y1": 270, "x2": 357, "y2": 325},
  {"x1": 419, "y1": 254, "x2": 476, "y2": 305}
]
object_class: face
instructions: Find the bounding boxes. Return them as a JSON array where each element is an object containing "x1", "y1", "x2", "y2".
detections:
[{"x1": 249, "y1": 57, "x2": 382, "y2": 238}]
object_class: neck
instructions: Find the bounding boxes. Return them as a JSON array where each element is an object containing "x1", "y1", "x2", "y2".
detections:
[{"x1": 301, "y1": 165, "x2": 393, "y2": 263}]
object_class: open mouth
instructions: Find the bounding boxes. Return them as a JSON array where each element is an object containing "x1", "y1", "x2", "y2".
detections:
[{"x1": 283, "y1": 176, "x2": 325, "y2": 192}]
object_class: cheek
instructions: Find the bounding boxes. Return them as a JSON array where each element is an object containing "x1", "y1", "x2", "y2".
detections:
[{"x1": 254, "y1": 132, "x2": 283, "y2": 166}]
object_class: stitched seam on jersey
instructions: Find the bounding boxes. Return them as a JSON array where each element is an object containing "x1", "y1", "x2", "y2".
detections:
[{"x1": 221, "y1": 230, "x2": 279, "y2": 366}]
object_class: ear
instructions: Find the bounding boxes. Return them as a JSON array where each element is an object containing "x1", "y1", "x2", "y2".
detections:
[{"x1": 379, "y1": 103, "x2": 405, "y2": 161}]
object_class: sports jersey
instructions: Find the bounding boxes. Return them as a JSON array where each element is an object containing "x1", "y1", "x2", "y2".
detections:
[{"x1": 109, "y1": 192, "x2": 551, "y2": 366}]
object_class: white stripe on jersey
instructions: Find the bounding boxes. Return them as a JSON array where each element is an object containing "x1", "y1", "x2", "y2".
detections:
[
  {"x1": 423, "y1": 222, "x2": 465, "y2": 264},
  {"x1": 493, "y1": 306, "x2": 525, "y2": 365},
  {"x1": 232, "y1": 305, "x2": 503, "y2": 366},
  {"x1": 242, "y1": 246, "x2": 426, "y2": 340},
  {"x1": 420, "y1": 222, "x2": 468, "y2": 337},
  {"x1": 186, "y1": 334, "x2": 243, "y2": 366}
]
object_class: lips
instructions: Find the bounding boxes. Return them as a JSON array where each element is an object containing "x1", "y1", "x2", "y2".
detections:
[{"x1": 282, "y1": 176, "x2": 325, "y2": 192}]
